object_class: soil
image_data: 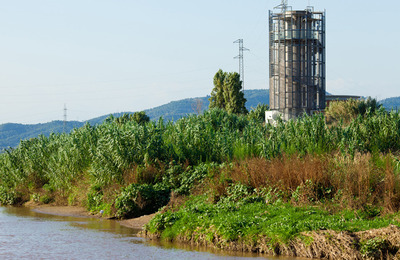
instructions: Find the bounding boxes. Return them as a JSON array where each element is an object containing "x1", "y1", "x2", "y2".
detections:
[
  {"x1": 32, "y1": 205, "x2": 91, "y2": 217},
  {"x1": 25, "y1": 202, "x2": 154, "y2": 230},
  {"x1": 118, "y1": 214, "x2": 156, "y2": 229}
]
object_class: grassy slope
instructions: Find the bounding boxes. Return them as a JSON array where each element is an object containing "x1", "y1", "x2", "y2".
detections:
[{"x1": 144, "y1": 195, "x2": 400, "y2": 258}]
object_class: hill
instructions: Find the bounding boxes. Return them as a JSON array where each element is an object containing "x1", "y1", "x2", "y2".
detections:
[
  {"x1": 380, "y1": 96, "x2": 400, "y2": 111},
  {"x1": 0, "y1": 121, "x2": 85, "y2": 152},
  {"x1": 0, "y1": 89, "x2": 269, "y2": 150},
  {"x1": 86, "y1": 89, "x2": 269, "y2": 124}
]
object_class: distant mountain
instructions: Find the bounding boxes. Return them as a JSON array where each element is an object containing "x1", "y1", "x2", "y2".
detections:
[
  {"x1": 0, "y1": 121, "x2": 84, "y2": 151},
  {"x1": 0, "y1": 89, "x2": 269, "y2": 150},
  {"x1": 145, "y1": 89, "x2": 269, "y2": 122},
  {"x1": 87, "y1": 89, "x2": 269, "y2": 124},
  {"x1": 380, "y1": 96, "x2": 400, "y2": 111}
]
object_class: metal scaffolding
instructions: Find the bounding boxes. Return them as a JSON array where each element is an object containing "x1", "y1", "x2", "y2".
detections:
[{"x1": 269, "y1": 4, "x2": 326, "y2": 120}]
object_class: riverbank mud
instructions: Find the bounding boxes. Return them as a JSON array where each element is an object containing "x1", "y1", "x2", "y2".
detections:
[
  {"x1": 32, "y1": 205, "x2": 90, "y2": 217},
  {"x1": 27, "y1": 203, "x2": 154, "y2": 230}
]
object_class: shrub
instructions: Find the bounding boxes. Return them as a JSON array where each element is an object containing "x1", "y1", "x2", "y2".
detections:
[
  {"x1": 248, "y1": 103, "x2": 269, "y2": 123},
  {"x1": 325, "y1": 97, "x2": 382, "y2": 125},
  {"x1": 115, "y1": 183, "x2": 170, "y2": 218},
  {"x1": 0, "y1": 186, "x2": 18, "y2": 205},
  {"x1": 360, "y1": 237, "x2": 390, "y2": 259}
]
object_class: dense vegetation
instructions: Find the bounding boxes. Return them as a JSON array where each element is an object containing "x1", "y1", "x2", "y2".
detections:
[
  {"x1": 325, "y1": 97, "x2": 383, "y2": 125},
  {"x1": 1, "y1": 99, "x2": 400, "y2": 257},
  {"x1": 0, "y1": 89, "x2": 269, "y2": 150}
]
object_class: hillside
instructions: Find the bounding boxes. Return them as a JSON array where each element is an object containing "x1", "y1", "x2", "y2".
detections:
[
  {"x1": 0, "y1": 89, "x2": 269, "y2": 150},
  {"x1": 88, "y1": 89, "x2": 269, "y2": 124},
  {"x1": 0, "y1": 121, "x2": 84, "y2": 151},
  {"x1": 381, "y1": 96, "x2": 400, "y2": 111},
  {"x1": 146, "y1": 89, "x2": 269, "y2": 121}
]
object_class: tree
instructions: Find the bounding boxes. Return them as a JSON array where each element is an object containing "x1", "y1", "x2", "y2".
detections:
[
  {"x1": 209, "y1": 69, "x2": 226, "y2": 110},
  {"x1": 107, "y1": 112, "x2": 150, "y2": 125},
  {"x1": 325, "y1": 97, "x2": 382, "y2": 125},
  {"x1": 209, "y1": 69, "x2": 247, "y2": 114},
  {"x1": 132, "y1": 111, "x2": 150, "y2": 125},
  {"x1": 191, "y1": 98, "x2": 204, "y2": 115}
]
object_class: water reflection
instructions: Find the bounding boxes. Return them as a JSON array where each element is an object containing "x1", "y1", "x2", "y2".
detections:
[{"x1": 0, "y1": 207, "x2": 301, "y2": 260}]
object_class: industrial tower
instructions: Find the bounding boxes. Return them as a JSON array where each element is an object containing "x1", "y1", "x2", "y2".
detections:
[{"x1": 267, "y1": 1, "x2": 326, "y2": 121}]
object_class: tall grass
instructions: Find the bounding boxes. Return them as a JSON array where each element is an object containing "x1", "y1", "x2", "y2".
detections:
[
  {"x1": 0, "y1": 108, "x2": 400, "y2": 216},
  {"x1": 207, "y1": 153, "x2": 400, "y2": 212}
]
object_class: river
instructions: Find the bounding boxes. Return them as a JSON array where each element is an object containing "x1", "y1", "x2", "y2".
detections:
[{"x1": 0, "y1": 206, "x2": 300, "y2": 260}]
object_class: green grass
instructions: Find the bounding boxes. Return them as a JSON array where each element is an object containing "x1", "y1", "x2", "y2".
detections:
[{"x1": 146, "y1": 195, "x2": 400, "y2": 245}]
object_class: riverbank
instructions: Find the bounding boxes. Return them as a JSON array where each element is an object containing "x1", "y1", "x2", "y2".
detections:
[
  {"x1": 20, "y1": 202, "x2": 400, "y2": 259},
  {"x1": 27, "y1": 203, "x2": 155, "y2": 230},
  {"x1": 142, "y1": 225, "x2": 400, "y2": 259},
  {"x1": 142, "y1": 194, "x2": 400, "y2": 260},
  {"x1": 32, "y1": 205, "x2": 90, "y2": 217}
]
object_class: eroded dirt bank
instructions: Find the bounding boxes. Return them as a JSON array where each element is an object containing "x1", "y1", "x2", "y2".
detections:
[{"x1": 141, "y1": 225, "x2": 400, "y2": 259}]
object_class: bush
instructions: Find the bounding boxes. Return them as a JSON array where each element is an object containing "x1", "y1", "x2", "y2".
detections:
[
  {"x1": 325, "y1": 97, "x2": 382, "y2": 125},
  {"x1": 86, "y1": 188, "x2": 105, "y2": 212},
  {"x1": 161, "y1": 162, "x2": 215, "y2": 195},
  {"x1": 360, "y1": 237, "x2": 390, "y2": 259},
  {"x1": 248, "y1": 103, "x2": 269, "y2": 123},
  {"x1": 115, "y1": 183, "x2": 170, "y2": 218},
  {"x1": 0, "y1": 186, "x2": 18, "y2": 205}
]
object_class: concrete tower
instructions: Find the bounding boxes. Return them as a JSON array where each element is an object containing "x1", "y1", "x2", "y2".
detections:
[{"x1": 267, "y1": 2, "x2": 325, "y2": 122}]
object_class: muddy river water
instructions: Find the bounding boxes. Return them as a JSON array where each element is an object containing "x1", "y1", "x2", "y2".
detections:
[{"x1": 0, "y1": 207, "x2": 300, "y2": 260}]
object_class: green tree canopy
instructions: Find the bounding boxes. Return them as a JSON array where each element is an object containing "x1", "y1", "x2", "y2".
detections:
[
  {"x1": 209, "y1": 69, "x2": 247, "y2": 114},
  {"x1": 132, "y1": 111, "x2": 150, "y2": 125},
  {"x1": 106, "y1": 111, "x2": 150, "y2": 125},
  {"x1": 325, "y1": 97, "x2": 382, "y2": 125}
]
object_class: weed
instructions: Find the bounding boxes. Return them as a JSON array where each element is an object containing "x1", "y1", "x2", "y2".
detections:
[
  {"x1": 360, "y1": 237, "x2": 389, "y2": 258},
  {"x1": 115, "y1": 183, "x2": 170, "y2": 218},
  {"x1": 39, "y1": 195, "x2": 53, "y2": 204}
]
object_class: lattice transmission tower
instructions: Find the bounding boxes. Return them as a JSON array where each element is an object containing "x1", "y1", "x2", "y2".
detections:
[
  {"x1": 233, "y1": 39, "x2": 249, "y2": 90},
  {"x1": 63, "y1": 104, "x2": 67, "y2": 133}
]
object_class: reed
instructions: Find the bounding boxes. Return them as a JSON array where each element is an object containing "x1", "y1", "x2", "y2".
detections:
[{"x1": 0, "y1": 108, "x2": 399, "y2": 216}]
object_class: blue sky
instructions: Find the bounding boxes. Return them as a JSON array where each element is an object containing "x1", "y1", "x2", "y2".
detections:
[{"x1": 0, "y1": 0, "x2": 399, "y2": 124}]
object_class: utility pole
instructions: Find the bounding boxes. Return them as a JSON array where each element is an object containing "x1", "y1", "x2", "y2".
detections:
[
  {"x1": 63, "y1": 104, "x2": 67, "y2": 133},
  {"x1": 233, "y1": 39, "x2": 249, "y2": 90}
]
